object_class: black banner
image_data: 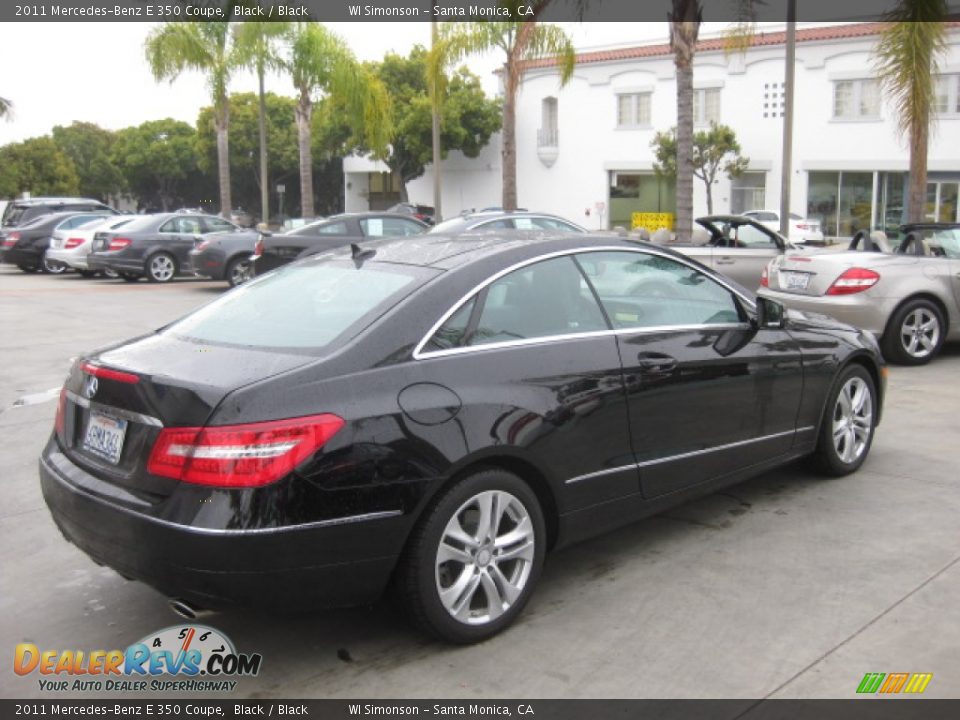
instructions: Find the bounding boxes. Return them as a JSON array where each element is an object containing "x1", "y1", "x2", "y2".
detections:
[
  {"x1": 3, "y1": 700, "x2": 960, "y2": 719},
  {"x1": 5, "y1": 0, "x2": 960, "y2": 23}
]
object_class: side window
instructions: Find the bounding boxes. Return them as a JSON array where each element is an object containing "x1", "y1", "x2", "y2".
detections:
[
  {"x1": 425, "y1": 297, "x2": 477, "y2": 352},
  {"x1": 734, "y1": 224, "x2": 777, "y2": 248},
  {"x1": 178, "y1": 217, "x2": 203, "y2": 234},
  {"x1": 361, "y1": 217, "x2": 423, "y2": 237},
  {"x1": 159, "y1": 219, "x2": 178, "y2": 233},
  {"x1": 204, "y1": 217, "x2": 235, "y2": 233},
  {"x1": 315, "y1": 221, "x2": 348, "y2": 236},
  {"x1": 529, "y1": 217, "x2": 581, "y2": 232},
  {"x1": 468, "y1": 256, "x2": 607, "y2": 346},
  {"x1": 577, "y1": 251, "x2": 743, "y2": 329},
  {"x1": 474, "y1": 219, "x2": 513, "y2": 230}
]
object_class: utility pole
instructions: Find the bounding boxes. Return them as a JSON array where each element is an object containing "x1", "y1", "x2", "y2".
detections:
[
  {"x1": 779, "y1": 1, "x2": 796, "y2": 238},
  {"x1": 431, "y1": 20, "x2": 443, "y2": 221}
]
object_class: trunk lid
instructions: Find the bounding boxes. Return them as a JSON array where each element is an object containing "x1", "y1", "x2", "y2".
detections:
[
  {"x1": 769, "y1": 251, "x2": 911, "y2": 297},
  {"x1": 59, "y1": 334, "x2": 314, "y2": 499}
]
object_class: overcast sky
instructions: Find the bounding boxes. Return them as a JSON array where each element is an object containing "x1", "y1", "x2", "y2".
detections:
[{"x1": 0, "y1": 21, "x2": 770, "y2": 146}]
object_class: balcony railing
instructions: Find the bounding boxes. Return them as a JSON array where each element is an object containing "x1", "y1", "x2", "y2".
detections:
[{"x1": 537, "y1": 127, "x2": 558, "y2": 147}]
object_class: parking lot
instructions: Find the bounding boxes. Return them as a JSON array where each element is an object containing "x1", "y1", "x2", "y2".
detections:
[{"x1": 1, "y1": 263, "x2": 959, "y2": 700}]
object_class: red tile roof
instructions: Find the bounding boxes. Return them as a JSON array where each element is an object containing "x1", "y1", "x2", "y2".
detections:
[{"x1": 522, "y1": 21, "x2": 960, "y2": 72}]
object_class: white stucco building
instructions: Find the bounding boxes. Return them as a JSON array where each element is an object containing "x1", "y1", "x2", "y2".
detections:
[{"x1": 348, "y1": 22, "x2": 960, "y2": 238}]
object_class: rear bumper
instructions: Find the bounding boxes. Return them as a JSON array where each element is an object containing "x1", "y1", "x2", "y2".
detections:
[
  {"x1": 47, "y1": 249, "x2": 89, "y2": 269},
  {"x1": 40, "y1": 444, "x2": 403, "y2": 610},
  {"x1": 88, "y1": 255, "x2": 142, "y2": 273},
  {"x1": 759, "y1": 288, "x2": 893, "y2": 338},
  {"x1": 3, "y1": 246, "x2": 42, "y2": 266}
]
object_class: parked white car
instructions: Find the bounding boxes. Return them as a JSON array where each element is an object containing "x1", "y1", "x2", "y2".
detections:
[
  {"x1": 742, "y1": 209, "x2": 824, "y2": 245},
  {"x1": 46, "y1": 215, "x2": 138, "y2": 276}
]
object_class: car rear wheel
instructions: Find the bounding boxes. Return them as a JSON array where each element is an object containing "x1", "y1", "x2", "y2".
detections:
[
  {"x1": 146, "y1": 252, "x2": 177, "y2": 283},
  {"x1": 396, "y1": 469, "x2": 545, "y2": 643},
  {"x1": 225, "y1": 256, "x2": 252, "y2": 287},
  {"x1": 882, "y1": 298, "x2": 944, "y2": 365},
  {"x1": 41, "y1": 251, "x2": 67, "y2": 274},
  {"x1": 810, "y1": 364, "x2": 876, "y2": 476},
  {"x1": 17, "y1": 263, "x2": 39, "y2": 273}
]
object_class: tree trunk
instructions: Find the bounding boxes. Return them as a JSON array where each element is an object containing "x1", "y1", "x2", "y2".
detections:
[
  {"x1": 670, "y1": 9, "x2": 700, "y2": 242},
  {"x1": 258, "y1": 66, "x2": 269, "y2": 225},
  {"x1": 502, "y1": 60, "x2": 518, "y2": 212},
  {"x1": 907, "y1": 111, "x2": 929, "y2": 223},
  {"x1": 705, "y1": 181, "x2": 713, "y2": 215},
  {"x1": 296, "y1": 91, "x2": 314, "y2": 219},
  {"x1": 214, "y1": 98, "x2": 231, "y2": 218}
]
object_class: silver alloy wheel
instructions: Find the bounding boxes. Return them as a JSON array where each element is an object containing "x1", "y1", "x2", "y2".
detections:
[
  {"x1": 229, "y1": 259, "x2": 251, "y2": 286},
  {"x1": 435, "y1": 490, "x2": 535, "y2": 626},
  {"x1": 832, "y1": 376, "x2": 873, "y2": 464},
  {"x1": 149, "y1": 254, "x2": 175, "y2": 282},
  {"x1": 42, "y1": 252, "x2": 67, "y2": 274},
  {"x1": 900, "y1": 308, "x2": 940, "y2": 359}
]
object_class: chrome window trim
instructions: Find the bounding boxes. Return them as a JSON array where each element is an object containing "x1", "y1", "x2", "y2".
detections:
[
  {"x1": 66, "y1": 390, "x2": 163, "y2": 428},
  {"x1": 412, "y1": 245, "x2": 757, "y2": 360},
  {"x1": 564, "y1": 427, "x2": 813, "y2": 484}
]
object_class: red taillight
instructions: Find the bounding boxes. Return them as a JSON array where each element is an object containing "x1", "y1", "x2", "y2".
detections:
[
  {"x1": 147, "y1": 414, "x2": 345, "y2": 487},
  {"x1": 795, "y1": 223, "x2": 810, "y2": 230},
  {"x1": 80, "y1": 361, "x2": 140, "y2": 384},
  {"x1": 64, "y1": 237, "x2": 86, "y2": 249},
  {"x1": 826, "y1": 267, "x2": 880, "y2": 295},
  {"x1": 254, "y1": 238, "x2": 264, "y2": 255},
  {"x1": 108, "y1": 237, "x2": 131, "y2": 251},
  {"x1": 3, "y1": 232, "x2": 20, "y2": 247},
  {"x1": 54, "y1": 387, "x2": 67, "y2": 441},
  {"x1": 195, "y1": 240, "x2": 211, "y2": 251},
  {"x1": 760, "y1": 265, "x2": 769, "y2": 287}
]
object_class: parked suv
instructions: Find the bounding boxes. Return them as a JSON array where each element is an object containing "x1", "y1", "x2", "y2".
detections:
[{"x1": 2, "y1": 197, "x2": 117, "y2": 228}]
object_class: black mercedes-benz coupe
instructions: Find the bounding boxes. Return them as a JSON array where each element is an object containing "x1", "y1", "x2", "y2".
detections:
[{"x1": 41, "y1": 232, "x2": 885, "y2": 642}]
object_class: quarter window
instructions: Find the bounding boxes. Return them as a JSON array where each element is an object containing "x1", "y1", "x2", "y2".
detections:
[
  {"x1": 314, "y1": 221, "x2": 349, "y2": 236},
  {"x1": 577, "y1": 251, "x2": 743, "y2": 330}
]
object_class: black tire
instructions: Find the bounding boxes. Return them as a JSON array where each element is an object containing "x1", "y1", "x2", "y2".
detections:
[
  {"x1": 119, "y1": 272, "x2": 140, "y2": 282},
  {"x1": 145, "y1": 252, "x2": 177, "y2": 283},
  {"x1": 395, "y1": 469, "x2": 546, "y2": 643},
  {"x1": 810, "y1": 364, "x2": 877, "y2": 477},
  {"x1": 225, "y1": 256, "x2": 251, "y2": 287},
  {"x1": 78, "y1": 270, "x2": 97, "y2": 278},
  {"x1": 881, "y1": 298, "x2": 945, "y2": 366},
  {"x1": 17, "y1": 263, "x2": 40, "y2": 273},
  {"x1": 41, "y1": 251, "x2": 67, "y2": 274}
]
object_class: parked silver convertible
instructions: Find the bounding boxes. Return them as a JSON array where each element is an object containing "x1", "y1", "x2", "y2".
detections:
[{"x1": 760, "y1": 223, "x2": 960, "y2": 365}]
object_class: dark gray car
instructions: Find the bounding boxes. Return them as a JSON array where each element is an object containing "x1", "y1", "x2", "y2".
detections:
[
  {"x1": 87, "y1": 213, "x2": 238, "y2": 283},
  {"x1": 429, "y1": 211, "x2": 585, "y2": 235},
  {"x1": 187, "y1": 228, "x2": 259, "y2": 287}
]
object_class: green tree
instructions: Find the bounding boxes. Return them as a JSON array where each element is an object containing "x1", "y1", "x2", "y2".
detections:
[
  {"x1": 145, "y1": 20, "x2": 237, "y2": 216},
  {"x1": 232, "y1": 20, "x2": 291, "y2": 223},
  {"x1": 196, "y1": 92, "x2": 300, "y2": 217},
  {"x1": 283, "y1": 22, "x2": 392, "y2": 218},
  {"x1": 360, "y1": 47, "x2": 501, "y2": 199},
  {"x1": 432, "y1": 6, "x2": 575, "y2": 211},
  {"x1": 112, "y1": 119, "x2": 203, "y2": 211},
  {"x1": 0, "y1": 137, "x2": 79, "y2": 198},
  {"x1": 51, "y1": 122, "x2": 124, "y2": 202},
  {"x1": 651, "y1": 123, "x2": 750, "y2": 215},
  {"x1": 874, "y1": 1, "x2": 949, "y2": 222}
]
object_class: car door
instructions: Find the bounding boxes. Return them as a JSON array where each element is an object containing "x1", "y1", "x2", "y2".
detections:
[
  {"x1": 711, "y1": 221, "x2": 784, "y2": 288},
  {"x1": 417, "y1": 253, "x2": 638, "y2": 514},
  {"x1": 577, "y1": 249, "x2": 804, "y2": 499}
]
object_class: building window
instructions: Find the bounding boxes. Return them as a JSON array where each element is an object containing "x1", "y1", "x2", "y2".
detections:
[
  {"x1": 934, "y1": 74, "x2": 960, "y2": 114},
  {"x1": 616, "y1": 92, "x2": 651, "y2": 128},
  {"x1": 730, "y1": 172, "x2": 766, "y2": 214},
  {"x1": 538, "y1": 96, "x2": 558, "y2": 147},
  {"x1": 763, "y1": 82, "x2": 785, "y2": 119},
  {"x1": 807, "y1": 171, "x2": 873, "y2": 236},
  {"x1": 833, "y1": 79, "x2": 880, "y2": 119},
  {"x1": 693, "y1": 88, "x2": 721, "y2": 125}
]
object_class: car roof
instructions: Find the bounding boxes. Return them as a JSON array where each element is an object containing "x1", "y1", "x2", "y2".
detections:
[{"x1": 9, "y1": 197, "x2": 105, "y2": 206}]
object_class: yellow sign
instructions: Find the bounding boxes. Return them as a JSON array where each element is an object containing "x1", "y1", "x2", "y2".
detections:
[{"x1": 631, "y1": 212, "x2": 675, "y2": 232}]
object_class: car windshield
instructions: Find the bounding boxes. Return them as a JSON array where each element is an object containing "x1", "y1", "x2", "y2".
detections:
[{"x1": 163, "y1": 259, "x2": 436, "y2": 352}]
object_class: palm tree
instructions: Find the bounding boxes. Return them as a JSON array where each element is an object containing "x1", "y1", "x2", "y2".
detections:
[
  {"x1": 0, "y1": 96, "x2": 12, "y2": 121},
  {"x1": 432, "y1": 12, "x2": 575, "y2": 211},
  {"x1": 874, "y1": 0, "x2": 949, "y2": 223},
  {"x1": 233, "y1": 21, "x2": 291, "y2": 224},
  {"x1": 669, "y1": 0, "x2": 702, "y2": 242},
  {"x1": 284, "y1": 22, "x2": 391, "y2": 219},
  {"x1": 145, "y1": 21, "x2": 237, "y2": 217}
]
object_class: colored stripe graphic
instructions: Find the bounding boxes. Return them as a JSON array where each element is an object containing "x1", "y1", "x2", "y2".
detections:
[
  {"x1": 879, "y1": 673, "x2": 909, "y2": 693},
  {"x1": 856, "y1": 672, "x2": 932, "y2": 694},
  {"x1": 857, "y1": 673, "x2": 885, "y2": 694},
  {"x1": 903, "y1": 673, "x2": 933, "y2": 694}
]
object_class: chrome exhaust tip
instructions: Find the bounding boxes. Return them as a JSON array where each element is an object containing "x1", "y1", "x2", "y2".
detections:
[{"x1": 168, "y1": 598, "x2": 213, "y2": 620}]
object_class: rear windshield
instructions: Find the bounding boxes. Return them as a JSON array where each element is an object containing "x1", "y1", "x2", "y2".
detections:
[
  {"x1": 114, "y1": 215, "x2": 160, "y2": 232},
  {"x1": 164, "y1": 259, "x2": 436, "y2": 351}
]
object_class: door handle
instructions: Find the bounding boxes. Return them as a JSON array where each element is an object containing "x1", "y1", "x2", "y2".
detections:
[
  {"x1": 716, "y1": 257, "x2": 735, "y2": 265},
  {"x1": 637, "y1": 353, "x2": 678, "y2": 373}
]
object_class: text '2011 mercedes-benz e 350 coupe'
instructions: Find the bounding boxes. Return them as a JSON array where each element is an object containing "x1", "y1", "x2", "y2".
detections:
[{"x1": 40, "y1": 232, "x2": 885, "y2": 643}]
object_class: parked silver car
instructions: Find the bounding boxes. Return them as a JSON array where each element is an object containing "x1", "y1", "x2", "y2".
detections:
[
  {"x1": 46, "y1": 215, "x2": 138, "y2": 276},
  {"x1": 759, "y1": 223, "x2": 960, "y2": 365}
]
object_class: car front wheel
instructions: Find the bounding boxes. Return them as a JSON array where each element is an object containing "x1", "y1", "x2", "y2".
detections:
[
  {"x1": 225, "y1": 256, "x2": 252, "y2": 287},
  {"x1": 882, "y1": 298, "x2": 944, "y2": 365},
  {"x1": 396, "y1": 469, "x2": 546, "y2": 643},
  {"x1": 146, "y1": 252, "x2": 177, "y2": 283},
  {"x1": 811, "y1": 364, "x2": 877, "y2": 476}
]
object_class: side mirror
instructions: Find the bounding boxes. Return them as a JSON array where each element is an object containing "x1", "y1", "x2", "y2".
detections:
[{"x1": 756, "y1": 296, "x2": 786, "y2": 329}]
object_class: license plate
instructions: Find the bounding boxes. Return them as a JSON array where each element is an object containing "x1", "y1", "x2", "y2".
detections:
[
  {"x1": 779, "y1": 270, "x2": 811, "y2": 290},
  {"x1": 82, "y1": 411, "x2": 128, "y2": 464},
  {"x1": 51, "y1": 238, "x2": 62, "y2": 249}
]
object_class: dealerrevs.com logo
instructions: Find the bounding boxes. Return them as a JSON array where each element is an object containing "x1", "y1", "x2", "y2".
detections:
[{"x1": 14, "y1": 625, "x2": 262, "y2": 693}]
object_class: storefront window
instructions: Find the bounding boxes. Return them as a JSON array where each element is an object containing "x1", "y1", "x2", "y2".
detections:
[
  {"x1": 876, "y1": 172, "x2": 905, "y2": 237},
  {"x1": 609, "y1": 173, "x2": 675, "y2": 229},
  {"x1": 807, "y1": 172, "x2": 839, "y2": 236},
  {"x1": 838, "y1": 172, "x2": 873, "y2": 236},
  {"x1": 939, "y1": 183, "x2": 959, "y2": 223}
]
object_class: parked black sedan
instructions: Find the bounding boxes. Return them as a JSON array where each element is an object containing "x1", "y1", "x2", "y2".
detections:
[
  {"x1": 41, "y1": 233, "x2": 885, "y2": 643},
  {"x1": 252, "y1": 212, "x2": 428, "y2": 275},
  {"x1": 0, "y1": 211, "x2": 116, "y2": 273},
  {"x1": 187, "y1": 228, "x2": 258, "y2": 287},
  {"x1": 87, "y1": 213, "x2": 238, "y2": 282}
]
